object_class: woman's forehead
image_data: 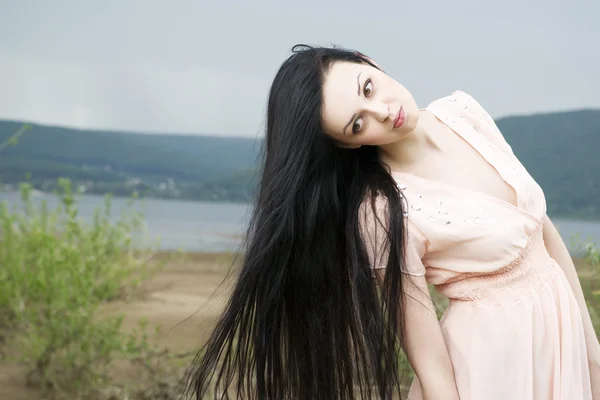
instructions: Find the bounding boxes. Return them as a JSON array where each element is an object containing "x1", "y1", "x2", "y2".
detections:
[{"x1": 324, "y1": 62, "x2": 364, "y2": 94}]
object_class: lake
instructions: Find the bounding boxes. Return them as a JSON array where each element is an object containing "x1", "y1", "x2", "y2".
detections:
[{"x1": 1, "y1": 191, "x2": 599, "y2": 254}]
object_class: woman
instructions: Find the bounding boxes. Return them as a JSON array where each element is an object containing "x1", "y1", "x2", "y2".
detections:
[{"x1": 183, "y1": 44, "x2": 600, "y2": 399}]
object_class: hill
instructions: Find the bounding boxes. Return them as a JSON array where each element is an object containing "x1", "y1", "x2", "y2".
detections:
[
  {"x1": 0, "y1": 121, "x2": 261, "y2": 202},
  {"x1": 497, "y1": 109, "x2": 600, "y2": 219},
  {"x1": 0, "y1": 108, "x2": 599, "y2": 219}
]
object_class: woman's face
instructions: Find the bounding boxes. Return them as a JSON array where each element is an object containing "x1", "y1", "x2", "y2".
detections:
[{"x1": 321, "y1": 60, "x2": 420, "y2": 148}]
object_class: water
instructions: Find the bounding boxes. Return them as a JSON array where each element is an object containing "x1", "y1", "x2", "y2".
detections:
[
  {"x1": 0, "y1": 191, "x2": 250, "y2": 252},
  {"x1": 1, "y1": 191, "x2": 599, "y2": 254}
]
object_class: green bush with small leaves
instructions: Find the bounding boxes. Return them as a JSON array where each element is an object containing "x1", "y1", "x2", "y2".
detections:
[{"x1": 0, "y1": 178, "x2": 160, "y2": 397}]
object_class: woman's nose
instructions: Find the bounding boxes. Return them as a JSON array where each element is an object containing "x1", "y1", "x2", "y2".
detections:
[{"x1": 366, "y1": 102, "x2": 390, "y2": 122}]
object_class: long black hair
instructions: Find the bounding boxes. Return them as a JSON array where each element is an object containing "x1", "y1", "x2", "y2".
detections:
[{"x1": 182, "y1": 44, "x2": 410, "y2": 400}]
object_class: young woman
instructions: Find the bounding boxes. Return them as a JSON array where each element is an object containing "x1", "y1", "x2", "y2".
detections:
[{"x1": 183, "y1": 44, "x2": 600, "y2": 399}]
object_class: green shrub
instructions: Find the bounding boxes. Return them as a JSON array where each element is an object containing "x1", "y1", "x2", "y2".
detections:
[
  {"x1": 0, "y1": 178, "x2": 159, "y2": 396},
  {"x1": 586, "y1": 243, "x2": 600, "y2": 271},
  {"x1": 579, "y1": 241, "x2": 600, "y2": 337}
]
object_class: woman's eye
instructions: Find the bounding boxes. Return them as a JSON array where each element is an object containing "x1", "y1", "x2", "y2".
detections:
[
  {"x1": 363, "y1": 79, "x2": 373, "y2": 97},
  {"x1": 352, "y1": 117, "x2": 364, "y2": 134}
]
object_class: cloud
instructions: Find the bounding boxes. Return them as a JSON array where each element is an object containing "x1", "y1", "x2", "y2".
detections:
[
  {"x1": 0, "y1": 52, "x2": 271, "y2": 137},
  {"x1": 1, "y1": 1, "x2": 599, "y2": 138}
]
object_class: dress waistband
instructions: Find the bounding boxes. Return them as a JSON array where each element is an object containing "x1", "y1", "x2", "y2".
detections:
[{"x1": 434, "y1": 229, "x2": 561, "y2": 305}]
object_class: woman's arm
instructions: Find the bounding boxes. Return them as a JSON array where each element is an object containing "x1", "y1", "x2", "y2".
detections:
[
  {"x1": 362, "y1": 197, "x2": 459, "y2": 399},
  {"x1": 377, "y1": 270, "x2": 459, "y2": 400},
  {"x1": 542, "y1": 215, "x2": 600, "y2": 395}
]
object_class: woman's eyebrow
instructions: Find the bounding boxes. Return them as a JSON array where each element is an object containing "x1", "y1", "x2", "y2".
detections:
[{"x1": 343, "y1": 72, "x2": 363, "y2": 135}]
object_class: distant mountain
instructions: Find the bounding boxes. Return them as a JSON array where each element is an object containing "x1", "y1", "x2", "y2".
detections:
[
  {"x1": 497, "y1": 109, "x2": 600, "y2": 219},
  {"x1": 0, "y1": 120, "x2": 262, "y2": 202},
  {"x1": 0, "y1": 108, "x2": 599, "y2": 219}
]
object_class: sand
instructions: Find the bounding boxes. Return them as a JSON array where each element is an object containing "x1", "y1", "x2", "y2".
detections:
[{"x1": 0, "y1": 252, "x2": 239, "y2": 400}]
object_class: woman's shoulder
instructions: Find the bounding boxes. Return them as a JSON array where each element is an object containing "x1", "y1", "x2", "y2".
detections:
[
  {"x1": 426, "y1": 89, "x2": 515, "y2": 154},
  {"x1": 426, "y1": 90, "x2": 490, "y2": 115}
]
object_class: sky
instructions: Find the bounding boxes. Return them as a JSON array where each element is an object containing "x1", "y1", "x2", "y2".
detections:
[{"x1": 0, "y1": 0, "x2": 598, "y2": 138}]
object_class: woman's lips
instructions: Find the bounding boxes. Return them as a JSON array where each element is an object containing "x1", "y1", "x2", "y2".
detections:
[{"x1": 394, "y1": 106, "x2": 405, "y2": 129}]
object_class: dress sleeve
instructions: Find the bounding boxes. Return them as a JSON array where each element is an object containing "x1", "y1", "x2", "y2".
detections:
[
  {"x1": 358, "y1": 194, "x2": 427, "y2": 276},
  {"x1": 452, "y1": 90, "x2": 514, "y2": 156}
]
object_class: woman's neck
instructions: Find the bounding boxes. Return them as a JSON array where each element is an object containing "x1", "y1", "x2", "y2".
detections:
[{"x1": 378, "y1": 109, "x2": 441, "y2": 173}]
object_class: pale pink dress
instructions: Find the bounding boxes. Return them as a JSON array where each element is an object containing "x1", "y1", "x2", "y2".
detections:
[{"x1": 371, "y1": 91, "x2": 592, "y2": 399}]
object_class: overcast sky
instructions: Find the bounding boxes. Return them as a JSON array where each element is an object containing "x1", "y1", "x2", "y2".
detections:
[{"x1": 1, "y1": 0, "x2": 598, "y2": 138}]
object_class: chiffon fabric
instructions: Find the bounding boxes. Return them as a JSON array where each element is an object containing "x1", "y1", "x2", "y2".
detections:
[{"x1": 367, "y1": 91, "x2": 591, "y2": 399}]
